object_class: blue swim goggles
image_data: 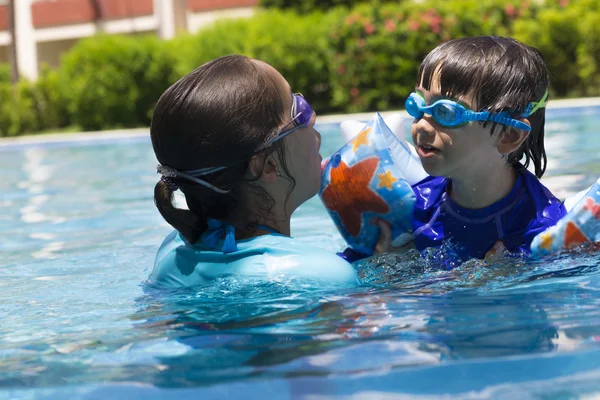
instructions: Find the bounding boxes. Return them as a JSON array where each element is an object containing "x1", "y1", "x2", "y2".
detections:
[
  {"x1": 257, "y1": 93, "x2": 314, "y2": 150},
  {"x1": 405, "y1": 90, "x2": 548, "y2": 131}
]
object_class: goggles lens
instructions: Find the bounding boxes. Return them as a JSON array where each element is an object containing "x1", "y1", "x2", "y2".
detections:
[
  {"x1": 405, "y1": 93, "x2": 466, "y2": 128},
  {"x1": 291, "y1": 93, "x2": 314, "y2": 127},
  {"x1": 257, "y1": 93, "x2": 315, "y2": 151},
  {"x1": 432, "y1": 103, "x2": 462, "y2": 127}
]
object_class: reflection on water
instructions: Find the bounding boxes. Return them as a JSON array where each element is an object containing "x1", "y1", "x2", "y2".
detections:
[{"x1": 1, "y1": 107, "x2": 600, "y2": 398}]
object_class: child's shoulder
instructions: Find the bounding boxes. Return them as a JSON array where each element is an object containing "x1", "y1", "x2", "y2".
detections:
[
  {"x1": 150, "y1": 231, "x2": 360, "y2": 288},
  {"x1": 517, "y1": 168, "x2": 567, "y2": 248},
  {"x1": 519, "y1": 168, "x2": 565, "y2": 219},
  {"x1": 412, "y1": 174, "x2": 447, "y2": 189},
  {"x1": 260, "y1": 236, "x2": 360, "y2": 285},
  {"x1": 411, "y1": 175, "x2": 449, "y2": 208}
]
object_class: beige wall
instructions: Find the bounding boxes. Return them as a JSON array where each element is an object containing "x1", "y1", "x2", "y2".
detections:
[
  {"x1": 6, "y1": 1, "x2": 257, "y2": 79},
  {"x1": 187, "y1": 7, "x2": 253, "y2": 33},
  {"x1": 36, "y1": 38, "x2": 78, "y2": 68},
  {"x1": 0, "y1": 45, "x2": 8, "y2": 63}
]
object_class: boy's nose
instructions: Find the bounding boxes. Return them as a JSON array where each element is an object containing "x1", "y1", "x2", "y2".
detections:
[{"x1": 414, "y1": 115, "x2": 436, "y2": 135}]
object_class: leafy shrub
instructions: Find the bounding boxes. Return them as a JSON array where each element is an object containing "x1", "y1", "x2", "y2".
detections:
[
  {"x1": 16, "y1": 66, "x2": 71, "y2": 133},
  {"x1": 260, "y1": 0, "x2": 373, "y2": 12},
  {"x1": 58, "y1": 34, "x2": 178, "y2": 131},
  {"x1": 0, "y1": 64, "x2": 11, "y2": 83},
  {"x1": 172, "y1": 9, "x2": 344, "y2": 113},
  {"x1": 2, "y1": 0, "x2": 600, "y2": 136},
  {"x1": 0, "y1": 73, "x2": 68, "y2": 137},
  {"x1": 0, "y1": 83, "x2": 25, "y2": 137},
  {"x1": 576, "y1": 13, "x2": 600, "y2": 97},
  {"x1": 514, "y1": 0, "x2": 600, "y2": 97},
  {"x1": 329, "y1": 0, "x2": 538, "y2": 112},
  {"x1": 514, "y1": 10, "x2": 580, "y2": 97}
]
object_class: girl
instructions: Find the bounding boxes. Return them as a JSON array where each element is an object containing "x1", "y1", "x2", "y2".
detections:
[
  {"x1": 150, "y1": 55, "x2": 359, "y2": 287},
  {"x1": 376, "y1": 36, "x2": 566, "y2": 262}
]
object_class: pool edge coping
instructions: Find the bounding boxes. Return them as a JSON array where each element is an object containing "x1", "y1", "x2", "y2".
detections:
[{"x1": 2, "y1": 96, "x2": 600, "y2": 147}]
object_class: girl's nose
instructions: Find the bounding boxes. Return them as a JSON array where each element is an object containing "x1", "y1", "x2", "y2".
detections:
[
  {"x1": 316, "y1": 129, "x2": 322, "y2": 149},
  {"x1": 309, "y1": 111, "x2": 317, "y2": 126}
]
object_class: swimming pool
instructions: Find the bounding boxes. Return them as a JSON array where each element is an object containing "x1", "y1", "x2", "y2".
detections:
[{"x1": 2, "y1": 105, "x2": 600, "y2": 399}]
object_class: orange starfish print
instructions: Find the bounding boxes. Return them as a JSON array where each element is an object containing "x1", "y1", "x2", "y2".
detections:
[
  {"x1": 321, "y1": 157, "x2": 390, "y2": 237},
  {"x1": 564, "y1": 221, "x2": 590, "y2": 249},
  {"x1": 583, "y1": 197, "x2": 600, "y2": 219}
]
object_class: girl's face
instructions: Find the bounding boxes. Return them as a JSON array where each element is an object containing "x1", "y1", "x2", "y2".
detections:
[
  {"x1": 260, "y1": 62, "x2": 322, "y2": 211},
  {"x1": 411, "y1": 78, "x2": 503, "y2": 183}
]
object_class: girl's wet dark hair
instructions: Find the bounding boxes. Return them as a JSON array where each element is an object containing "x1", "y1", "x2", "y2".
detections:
[
  {"x1": 417, "y1": 36, "x2": 549, "y2": 178},
  {"x1": 151, "y1": 55, "x2": 295, "y2": 243}
]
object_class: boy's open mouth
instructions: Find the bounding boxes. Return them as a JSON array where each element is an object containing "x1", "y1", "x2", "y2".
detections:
[{"x1": 418, "y1": 143, "x2": 441, "y2": 156}]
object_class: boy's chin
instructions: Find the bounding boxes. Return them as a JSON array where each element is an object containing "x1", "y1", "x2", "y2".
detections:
[{"x1": 420, "y1": 162, "x2": 444, "y2": 177}]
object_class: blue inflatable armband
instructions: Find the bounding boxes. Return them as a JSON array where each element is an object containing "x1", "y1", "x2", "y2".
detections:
[
  {"x1": 531, "y1": 178, "x2": 600, "y2": 257},
  {"x1": 319, "y1": 113, "x2": 422, "y2": 255}
]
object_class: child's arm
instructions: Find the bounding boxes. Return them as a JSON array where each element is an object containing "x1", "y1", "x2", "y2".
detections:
[
  {"x1": 484, "y1": 241, "x2": 506, "y2": 261},
  {"x1": 337, "y1": 219, "x2": 414, "y2": 262},
  {"x1": 373, "y1": 219, "x2": 415, "y2": 254}
]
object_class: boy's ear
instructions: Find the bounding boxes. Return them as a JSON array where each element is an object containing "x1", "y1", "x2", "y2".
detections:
[
  {"x1": 248, "y1": 154, "x2": 279, "y2": 183},
  {"x1": 497, "y1": 118, "x2": 531, "y2": 155}
]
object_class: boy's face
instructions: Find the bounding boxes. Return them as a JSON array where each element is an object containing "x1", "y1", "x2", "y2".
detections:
[{"x1": 410, "y1": 77, "x2": 503, "y2": 183}]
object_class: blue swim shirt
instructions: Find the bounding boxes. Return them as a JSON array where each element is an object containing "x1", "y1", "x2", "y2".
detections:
[
  {"x1": 412, "y1": 165, "x2": 566, "y2": 261},
  {"x1": 150, "y1": 230, "x2": 361, "y2": 288}
]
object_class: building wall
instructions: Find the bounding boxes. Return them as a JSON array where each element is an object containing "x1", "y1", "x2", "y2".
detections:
[
  {"x1": 188, "y1": 0, "x2": 257, "y2": 12},
  {"x1": 0, "y1": 0, "x2": 260, "y2": 80},
  {"x1": 187, "y1": 6, "x2": 253, "y2": 32},
  {"x1": 31, "y1": 0, "x2": 96, "y2": 28},
  {"x1": 0, "y1": 4, "x2": 8, "y2": 31},
  {"x1": 31, "y1": 0, "x2": 154, "y2": 28},
  {"x1": 36, "y1": 38, "x2": 78, "y2": 68},
  {"x1": 0, "y1": 44, "x2": 8, "y2": 63}
]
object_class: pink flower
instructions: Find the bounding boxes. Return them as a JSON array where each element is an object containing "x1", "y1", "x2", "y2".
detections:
[
  {"x1": 337, "y1": 65, "x2": 346, "y2": 75},
  {"x1": 424, "y1": 8, "x2": 436, "y2": 17},
  {"x1": 504, "y1": 4, "x2": 516, "y2": 17},
  {"x1": 350, "y1": 87, "x2": 360, "y2": 98},
  {"x1": 345, "y1": 14, "x2": 360, "y2": 26},
  {"x1": 560, "y1": 0, "x2": 569, "y2": 7},
  {"x1": 407, "y1": 20, "x2": 420, "y2": 32},
  {"x1": 363, "y1": 22, "x2": 376, "y2": 35},
  {"x1": 384, "y1": 19, "x2": 396, "y2": 33}
]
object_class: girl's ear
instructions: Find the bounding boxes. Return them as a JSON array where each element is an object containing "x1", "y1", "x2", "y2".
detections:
[
  {"x1": 248, "y1": 154, "x2": 279, "y2": 183},
  {"x1": 497, "y1": 118, "x2": 531, "y2": 155}
]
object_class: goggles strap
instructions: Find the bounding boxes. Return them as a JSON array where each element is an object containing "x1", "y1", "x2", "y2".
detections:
[
  {"x1": 157, "y1": 164, "x2": 230, "y2": 194},
  {"x1": 467, "y1": 111, "x2": 490, "y2": 122},
  {"x1": 523, "y1": 88, "x2": 549, "y2": 117}
]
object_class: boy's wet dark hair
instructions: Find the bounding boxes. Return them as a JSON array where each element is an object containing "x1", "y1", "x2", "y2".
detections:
[
  {"x1": 417, "y1": 36, "x2": 549, "y2": 178},
  {"x1": 151, "y1": 55, "x2": 295, "y2": 243}
]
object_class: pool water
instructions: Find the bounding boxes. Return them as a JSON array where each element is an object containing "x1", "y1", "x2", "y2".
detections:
[{"x1": 2, "y1": 107, "x2": 600, "y2": 399}]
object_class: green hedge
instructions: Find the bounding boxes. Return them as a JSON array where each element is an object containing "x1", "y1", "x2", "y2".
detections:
[
  {"x1": 259, "y1": 0, "x2": 373, "y2": 12},
  {"x1": 513, "y1": 0, "x2": 600, "y2": 97},
  {"x1": 0, "y1": 64, "x2": 10, "y2": 83},
  {"x1": 1, "y1": 0, "x2": 599, "y2": 137},
  {"x1": 58, "y1": 34, "x2": 178, "y2": 131},
  {"x1": 328, "y1": 0, "x2": 540, "y2": 112},
  {"x1": 0, "y1": 66, "x2": 69, "y2": 137},
  {"x1": 171, "y1": 9, "x2": 345, "y2": 113}
]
